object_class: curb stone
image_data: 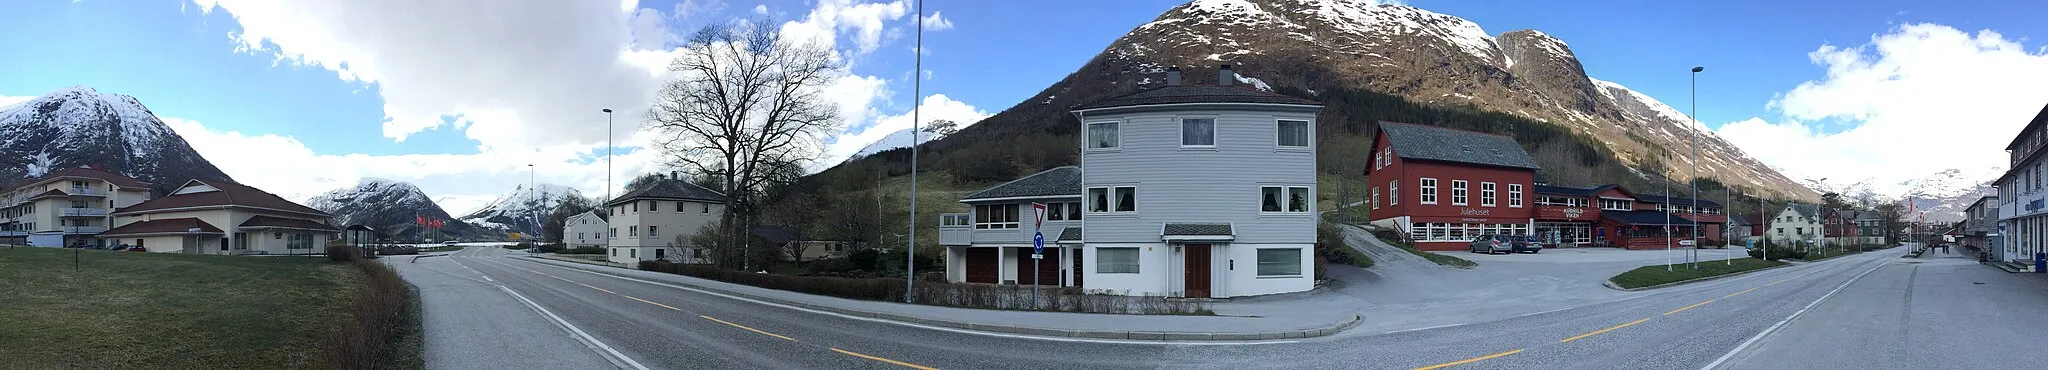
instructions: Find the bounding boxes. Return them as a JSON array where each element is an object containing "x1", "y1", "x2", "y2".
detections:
[{"x1": 513, "y1": 256, "x2": 1361, "y2": 341}]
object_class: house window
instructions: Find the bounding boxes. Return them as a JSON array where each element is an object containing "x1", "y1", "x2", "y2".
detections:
[
  {"x1": 1601, "y1": 199, "x2": 1632, "y2": 211},
  {"x1": 1389, "y1": 181, "x2": 1398, "y2": 205},
  {"x1": 1089, "y1": 188, "x2": 1109, "y2": 212},
  {"x1": 629, "y1": 226, "x2": 638, "y2": 237},
  {"x1": 649, "y1": 200, "x2": 658, "y2": 212},
  {"x1": 1262, "y1": 187, "x2": 1284, "y2": 212},
  {"x1": 1277, "y1": 120, "x2": 1309, "y2": 147},
  {"x1": 630, "y1": 249, "x2": 637, "y2": 258},
  {"x1": 1508, "y1": 184, "x2": 1523, "y2": 208},
  {"x1": 578, "y1": 232, "x2": 585, "y2": 240},
  {"x1": 1480, "y1": 182, "x2": 1497, "y2": 207},
  {"x1": 1371, "y1": 188, "x2": 1380, "y2": 210},
  {"x1": 1181, "y1": 118, "x2": 1215, "y2": 146},
  {"x1": 648, "y1": 226, "x2": 658, "y2": 238},
  {"x1": 974, "y1": 204, "x2": 1020, "y2": 229},
  {"x1": 288, "y1": 234, "x2": 313, "y2": 250},
  {"x1": 631, "y1": 202, "x2": 638, "y2": 212},
  {"x1": 612, "y1": 248, "x2": 617, "y2": 256},
  {"x1": 1420, "y1": 178, "x2": 1438, "y2": 204},
  {"x1": 1088, "y1": 122, "x2": 1119, "y2": 149},
  {"x1": 1097, "y1": 248, "x2": 1139, "y2": 273},
  {"x1": 610, "y1": 228, "x2": 617, "y2": 239},
  {"x1": 1256, "y1": 248, "x2": 1303, "y2": 277},
  {"x1": 1451, "y1": 180, "x2": 1469, "y2": 206},
  {"x1": 1289, "y1": 187, "x2": 1309, "y2": 212},
  {"x1": 1047, "y1": 203, "x2": 1066, "y2": 221},
  {"x1": 1067, "y1": 202, "x2": 1082, "y2": 220},
  {"x1": 1380, "y1": 148, "x2": 1391, "y2": 168},
  {"x1": 1115, "y1": 187, "x2": 1136, "y2": 212},
  {"x1": 703, "y1": 203, "x2": 711, "y2": 213},
  {"x1": 676, "y1": 201, "x2": 685, "y2": 211}
]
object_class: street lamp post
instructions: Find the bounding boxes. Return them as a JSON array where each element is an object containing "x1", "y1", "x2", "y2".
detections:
[
  {"x1": 529, "y1": 163, "x2": 536, "y2": 240},
  {"x1": 1689, "y1": 66, "x2": 1703, "y2": 269},
  {"x1": 602, "y1": 108, "x2": 614, "y2": 208},
  {"x1": 904, "y1": 0, "x2": 924, "y2": 303}
]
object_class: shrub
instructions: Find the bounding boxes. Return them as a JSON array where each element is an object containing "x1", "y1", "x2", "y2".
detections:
[
  {"x1": 326, "y1": 244, "x2": 357, "y2": 262},
  {"x1": 534, "y1": 243, "x2": 565, "y2": 254},
  {"x1": 504, "y1": 243, "x2": 532, "y2": 250},
  {"x1": 1746, "y1": 246, "x2": 1807, "y2": 260},
  {"x1": 847, "y1": 249, "x2": 881, "y2": 271},
  {"x1": 320, "y1": 255, "x2": 415, "y2": 368},
  {"x1": 376, "y1": 245, "x2": 421, "y2": 256},
  {"x1": 806, "y1": 258, "x2": 855, "y2": 274}
]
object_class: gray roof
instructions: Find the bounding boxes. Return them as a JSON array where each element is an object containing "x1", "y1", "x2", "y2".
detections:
[
  {"x1": 1056, "y1": 227, "x2": 1082, "y2": 242},
  {"x1": 1634, "y1": 194, "x2": 1722, "y2": 208},
  {"x1": 960, "y1": 166, "x2": 1081, "y2": 201},
  {"x1": 1787, "y1": 204, "x2": 1820, "y2": 218},
  {"x1": 606, "y1": 179, "x2": 726, "y2": 206},
  {"x1": 1376, "y1": 122, "x2": 1540, "y2": 170},
  {"x1": 1163, "y1": 223, "x2": 1234, "y2": 236},
  {"x1": 1074, "y1": 85, "x2": 1322, "y2": 111}
]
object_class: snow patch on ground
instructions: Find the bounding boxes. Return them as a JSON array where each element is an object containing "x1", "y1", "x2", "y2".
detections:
[{"x1": 1234, "y1": 74, "x2": 1273, "y2": 91}]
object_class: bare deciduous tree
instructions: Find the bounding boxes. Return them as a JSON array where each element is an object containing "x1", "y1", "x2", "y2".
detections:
[{"x1": 646, "y1": 19, "x2": 843, "y2": 269}]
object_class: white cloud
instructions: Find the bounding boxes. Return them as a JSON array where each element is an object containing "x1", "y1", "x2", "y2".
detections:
[
  {"x1": 179, "y1": 0, "x2": 975, "y2": 206},
  {"x1": 753, "y1": 4, "x2": 768, "y2": 15},
  {"x1": 825, "y1": 94, "x2": 990, "y2": 163},
  {"x1": 0, "y1": 95, "x2": 31, "y2": 110},
  {"x1": 1716, "y1": 23, "x2": 2048, "y2": 195},
  {"x1": 778, "y1": 0, "x2": 911, "y2": 55},
  {"x1": 920, "y1": 11, "x2": 953, "y2": 31}
]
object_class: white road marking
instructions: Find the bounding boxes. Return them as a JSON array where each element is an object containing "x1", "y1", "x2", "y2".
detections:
[
  {"x1": 500, "y1": 285, "x2": 649, "y2": 370},
  {"x1": 1699, "y1": 258, "x2": 1889, "y2": 370},
  {"x1": 495, "y1": 258, "x2": 1299, "y2": 346},
  {"x1": 1383, "y1": 323, "x2": 1467, "y2": 334}
]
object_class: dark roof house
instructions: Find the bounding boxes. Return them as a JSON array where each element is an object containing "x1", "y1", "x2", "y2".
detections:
[
  {"x1": 1374, "y1": 122, "x2": 1541, "y2": 170},
  {"x1": 960, "y1": 166, "x2": 1081, "y2": 202},
  {"x1": 115, "y1": 179, "x2": 328, "y2": 217},
  {"x1": 606, "y1": 177, "x2": 726, "y2": 206}
]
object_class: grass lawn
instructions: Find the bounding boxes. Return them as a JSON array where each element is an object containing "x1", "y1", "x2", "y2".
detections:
[
  {"x1": 1381, "y1": 237, "x2": 1477, "y2": 268},
  {"x1": 1608, "y1": 258, "x2": 1787, "y2": 289},
  {"x1": 0, "y1": 247, "x2": 364, "y2": 369}
]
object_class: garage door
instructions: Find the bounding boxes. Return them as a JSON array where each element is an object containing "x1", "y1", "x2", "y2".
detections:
[
  {"x1": 965, "y1": 248, "x2": 999, "y2": 284},
  {"x1": 1014, "y1": 247, "x2": 1060, "y2": 286}
]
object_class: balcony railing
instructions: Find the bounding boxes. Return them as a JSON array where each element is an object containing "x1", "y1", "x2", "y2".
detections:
[
  {"x1": 61, "y1": 208, "x2": 108, "y2": 217},
  {"x1": 62, "y1": 226, "x2": 107, "y2": 234},
  {"x1": 938, "y1": 213, "x2": 972, "y2": 246},
  {"x1": 0, "y1": 230, "x2": 25, "y2": 237},
  {"x1": 66, "y1": 187, "x2": 105, "y2": 197}
]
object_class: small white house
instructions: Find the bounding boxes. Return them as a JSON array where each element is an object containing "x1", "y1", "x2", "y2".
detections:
[
  {"x1": 1767, "y1": 204, "x2": 1823, "y2": 245},
  {"x1": 562, "y1": 210, "x2": 607, "y2": 249}
]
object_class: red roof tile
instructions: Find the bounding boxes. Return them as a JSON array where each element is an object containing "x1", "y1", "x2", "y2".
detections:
[
  {"x1": 101, "y1": 218, "x2": 224, "y2": 236},
  {"x1": 115, "y1": 180, "x2": 329, "y2": 217},
  {"x1": 239, "y1": 215, "x2": 338, "y2": 231},
  {"x1": 7, "y1": 166, "x2": 151, "y2": 190}
]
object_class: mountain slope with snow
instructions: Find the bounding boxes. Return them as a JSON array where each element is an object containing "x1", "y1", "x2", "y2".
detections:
[
  {"x1": 0, "y1": 86, "x2": 234, "y2": 194},
  {"x1": 308, "y1": 178, "x2": 497, "y2": 241},
  {"x1": 458, "y1": 183, "x2": 581, "y2": 238}
]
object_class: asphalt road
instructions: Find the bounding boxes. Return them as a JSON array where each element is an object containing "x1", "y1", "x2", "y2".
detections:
[{"x1": 402, "y1": 245, "x2": 2041, "y2": 369}]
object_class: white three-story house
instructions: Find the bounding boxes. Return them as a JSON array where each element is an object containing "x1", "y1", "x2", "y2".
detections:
[{"x1": 941, "y1": 65, "x2": 1322, "y2": 298}]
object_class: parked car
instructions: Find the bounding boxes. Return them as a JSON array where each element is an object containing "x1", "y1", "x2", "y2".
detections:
[
  {"x1": 1507, "y1": 235, "x2": 1542, "y2": 253},
  {"x1": 1469, "y1": 234, "x2": 1512, "y2": 254}
]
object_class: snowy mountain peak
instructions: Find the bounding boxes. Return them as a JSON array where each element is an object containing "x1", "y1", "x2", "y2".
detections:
[
  {"x1": 0, "y1": 86, "x2": 233, "y2": 194},
  {"x1": 458, "y1": 183, "x2": 583, "y2": 237}
]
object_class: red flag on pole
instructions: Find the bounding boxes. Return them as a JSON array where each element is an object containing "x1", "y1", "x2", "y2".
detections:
[{"x1": 415, "y1": 214, "x2": 424, "y2": 225}]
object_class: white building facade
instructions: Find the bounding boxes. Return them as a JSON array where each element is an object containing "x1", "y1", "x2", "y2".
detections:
[
  {"x1": 604, "y1": 175, "x2": 725, "y2": 267},
  {"x1": 562, "y1": 210, "x2": 608, "y2": 249},
  {"x1": 1996, "y1": 103, "x2": 2048, "y2": 268}
]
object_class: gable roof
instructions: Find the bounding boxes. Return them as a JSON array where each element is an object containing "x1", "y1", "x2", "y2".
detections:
[
  {"x1": 101, "y1": 217, "x2": 223, "y2": 236},
  {"x1": 7, "y1": 166, "x2": 151, "y2": 191},
  {"x1": 1633, "y1": 194, "x2": 1723, "y2": 208},
  {"x1": 115, "y1": 179, "x2": 328, "y2": 217},
  {"x1": 1073, "y1": 85, "x2": 1322, "y2": 111},
  {"x1": 1785, "y1": 204, "x2": 1820, "y2": 218},
  {"x1": 606, "y1": 179, "x2": 726, "y2": 206},
  {"x1": 1374, "y1": 122, "x2": 1540, "y2": 170},
  {"x1": 567, "y1": 210, "x2": 607, "y2": 225},
  {"x1": 961, "y1": 166, "x2": 1081, "y2": 202}
]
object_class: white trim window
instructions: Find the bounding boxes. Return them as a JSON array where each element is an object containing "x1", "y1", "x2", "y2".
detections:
[
  {"x1": 1089, "y1": 186, "x2": 1137, "y2": 213},
  {"x1": 1389, "y1": 181, "x2": 1399, "y2": 205},
  {"x1": 1509, "y1": 184, "x2": 1524, "y2": 208},
  {"x1": 1256, "y1": 248, "x2": 1303, "y2": 277},
  {"x1": 1480, "y1": 182, "x2": 1497, "y2": 207},
  {"x1": 1097, "y1": 247, "x2": 1140, "y2": 273},
  {"x1": 1420, "y1": 178, "x2": 1438, "y2": 205},
  {"x1": 1277, "y1": 120, "x2": 1310, "y2": 148},
  {"x1": 974, "y1": 204, "x2": 1020, "y2": 229},
  {"x1": 648, "y1": 226, "x2": 658, "y2": 238},
  {"x1": 1262, "y1": 186, "x2": 1311, "y2": 213},
  {"x1": 1371, "y1": 187, "x2": 1380, "y2": 210},
  {"x1": 1181, "y1": 118, "x2": 1216, "y2": 147},
  {"x1": 1452, "y1": 180, "x2": 1469, "y2": 206},
  {"x1": 1600, "y1": 199, "x2": 1632, "y2": 211},
  {"x1": 1088, "y1": 122, "x2": 1119, "y2": 149},
  {"x1": 1289, "y1": 186, "x2": 1310, "y2": 212}
]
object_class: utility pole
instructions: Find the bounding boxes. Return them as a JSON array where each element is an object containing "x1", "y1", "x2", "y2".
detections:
[
  {"x1": 904, "y1": 0, "x2": 923, "y2": 303},
  {"x1": 1689, "y1": 66, "x2": 1704, "y2": 270}
]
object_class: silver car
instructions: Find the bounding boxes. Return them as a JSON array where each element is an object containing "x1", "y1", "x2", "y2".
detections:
[{"x1": 1469, "y1": 234, "x2": 1512, "y2": 254}]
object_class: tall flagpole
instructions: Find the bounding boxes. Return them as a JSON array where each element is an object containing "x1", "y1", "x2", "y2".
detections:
[{"x1": 904, "y1": 0, "x2": 923, "y2": 303}]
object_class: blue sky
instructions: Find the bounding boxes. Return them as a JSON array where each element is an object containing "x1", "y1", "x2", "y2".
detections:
[{"x1": 3, "y1": 0, "x2": 2045, "y2": 213}]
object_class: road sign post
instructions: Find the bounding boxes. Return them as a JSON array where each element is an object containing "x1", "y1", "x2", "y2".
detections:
[{"x1": 1031, "y1": 203, "x2": 1047, "y2": 309}]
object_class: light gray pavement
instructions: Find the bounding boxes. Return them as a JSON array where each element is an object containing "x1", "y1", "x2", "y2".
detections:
[
  {"x1": 384, "y1": 247, "x2": 617, "y2": 370},
  {"x1": 1718, "y1": 244, "x2": 2048, "y2": 369}
]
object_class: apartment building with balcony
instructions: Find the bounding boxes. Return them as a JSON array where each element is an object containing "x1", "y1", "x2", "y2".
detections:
[{"x1": 0, "y1": 166, "x2": 152, "y2": 247}]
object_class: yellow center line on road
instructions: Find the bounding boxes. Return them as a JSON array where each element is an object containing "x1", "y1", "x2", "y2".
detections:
[
  {"x1": 1664, "y1": 300, "x2": 1714, "y2": 315},
  {"x1": 1724, "y1": 287, "x2": 1759, "y2": 298},
  {"x1": 1560, "y1": 318, "x2": 1650, "y2": 343},
  {"x1": 1765, "y1": 278, "x2": 1791, "y2": 286},
  {"x1": 702, "y1": 315, "x2": 797, "y2": 341},
  {"x1": 1413, "y1": 349, "x2": 1523, "y2": 370},
  {"x1": 831, "y1": 348, "x2": 939, "y2": 370}
]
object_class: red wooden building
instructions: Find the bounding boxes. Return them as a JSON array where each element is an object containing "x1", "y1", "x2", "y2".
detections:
[
  {"x1": 1530, "y1": 184, "x2": 1722, "y2": 250},
  {"x1": 1364, "y1": 122, "x2": 1540, "y2": 251}
]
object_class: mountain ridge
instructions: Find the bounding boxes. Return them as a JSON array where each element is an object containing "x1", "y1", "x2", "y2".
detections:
[{"x1": 0, "y1": 86, "x2": 235, "y2": 195}]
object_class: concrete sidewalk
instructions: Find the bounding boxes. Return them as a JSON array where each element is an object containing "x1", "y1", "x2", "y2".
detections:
[{"x1": 507, "y1": 255, "x2": 1361, "y2": 341}]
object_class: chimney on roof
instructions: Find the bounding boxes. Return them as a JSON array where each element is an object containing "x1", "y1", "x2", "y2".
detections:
[
  {"x1": 1165, "y1": 67, "x2": 1182, "y2": 86},
  {"x1": 656, "y1": 173, "x2": 667, "y2": 180},
  {"x1": 671, "y1": 171, "x2": 679, "y2": 181},
  {"x1": 1218, "y1": 64, "x2": 1235, "y2": 86}
]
